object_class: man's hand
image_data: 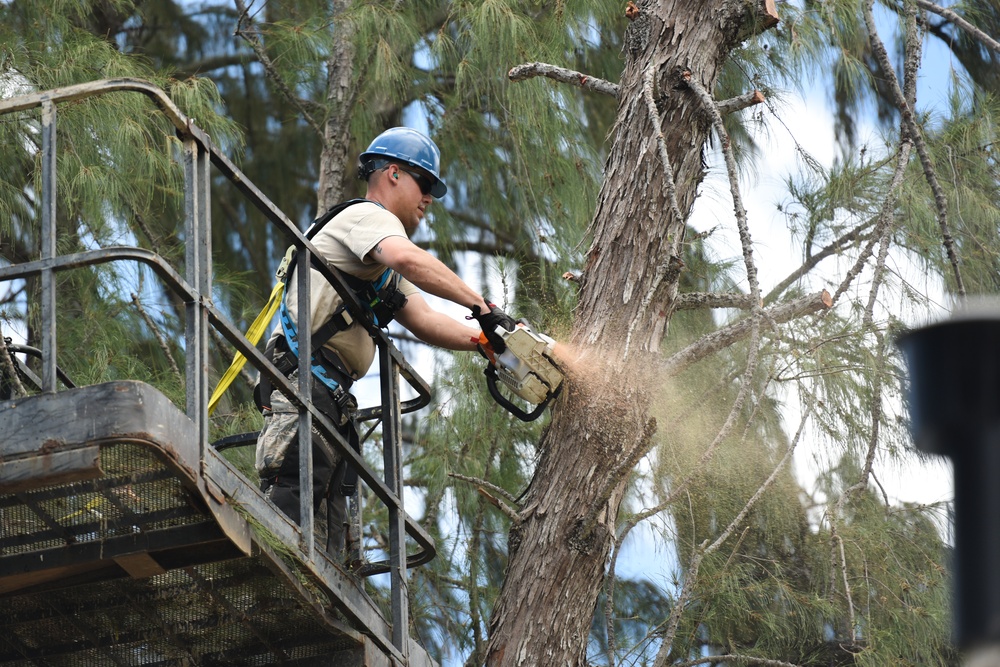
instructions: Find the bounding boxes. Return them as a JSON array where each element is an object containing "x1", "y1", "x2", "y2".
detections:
[{"x1": 472, "y1": 304, "x2": 516, "y2": 353}]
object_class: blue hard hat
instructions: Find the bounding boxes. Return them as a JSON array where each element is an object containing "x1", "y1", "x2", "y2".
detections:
[{"x1": 358, "y1": 127, "x2": 448, "y2": 198}]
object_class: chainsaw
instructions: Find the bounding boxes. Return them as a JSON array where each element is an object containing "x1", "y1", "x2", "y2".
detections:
[{"x1": 478, "y1": 321, "x2": 564, "y2": 422}]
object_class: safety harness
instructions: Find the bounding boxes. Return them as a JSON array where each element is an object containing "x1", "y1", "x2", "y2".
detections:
[{"x1": 208, "y1": 198, "x2": 408, "y2": 415}]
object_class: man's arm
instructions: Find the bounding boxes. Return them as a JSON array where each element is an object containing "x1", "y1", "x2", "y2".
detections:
[
  {"x1": 370, "y1": 235, "x2": 490, "y2": 314},
  {"x1": 393, "y1": 293, "x2": 481, "y2": 351}
]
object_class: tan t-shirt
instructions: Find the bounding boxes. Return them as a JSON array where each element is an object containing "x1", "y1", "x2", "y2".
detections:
[{"x1": 275, "y1": 201, "x2": 418, "y2": 379}]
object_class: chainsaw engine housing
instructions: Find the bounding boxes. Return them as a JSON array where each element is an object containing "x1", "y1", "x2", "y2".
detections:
[{"x1": 493, "y1": 325, "x2": 563, "y2": 405}]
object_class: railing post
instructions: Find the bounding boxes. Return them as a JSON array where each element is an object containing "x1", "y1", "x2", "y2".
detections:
[
  {"x1": 39, "y1": 101, "x2": 57, "y2": 393},
  {"x1": 183, "y1": 138, "x2": 211, "y2": 449},
  {"x1": 296, "y1": 244, "x2": 314, "y2": 559},
  {"x1": 380, "y1": 343, "x2": 409, "y2": 660},
  {"x1": 349, "y1": 479, "x2": 363, "y2": 566}
]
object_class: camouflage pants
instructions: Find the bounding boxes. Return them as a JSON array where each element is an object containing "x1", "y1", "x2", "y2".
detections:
[{"x1": 255, "y1": 376, "x2": 356, "y2": 553}]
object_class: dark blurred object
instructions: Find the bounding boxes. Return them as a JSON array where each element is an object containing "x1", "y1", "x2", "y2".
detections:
[{"x1": 898, "y1": 314, "x2": 1000, "y2": 652}]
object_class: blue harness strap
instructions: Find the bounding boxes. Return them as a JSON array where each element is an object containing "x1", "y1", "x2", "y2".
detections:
[
  {"x1": 277, "y1": 198, "x2": 405, "y2": 391},
  {"x1": 279, "y1": 300, "x2": 343, "y2": 393}
]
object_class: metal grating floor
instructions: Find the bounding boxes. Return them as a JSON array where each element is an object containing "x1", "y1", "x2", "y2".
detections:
[
  {"x1": 2, "y1": 557, "x2": 359, "y2": 665},
  {"x1": 2, "y1": 443, "x2": 205, "y2": 559},
  {"x1": 0, "y1": 383, "x2": 384, "y2": 666}
]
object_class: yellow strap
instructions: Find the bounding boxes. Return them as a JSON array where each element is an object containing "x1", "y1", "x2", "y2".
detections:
[
  {"x1": 207, "y1": 279, "x2": 285, "y2": 415},
  {"x1": 61, "y1": 497, "x2": 104, "y2": 521}
]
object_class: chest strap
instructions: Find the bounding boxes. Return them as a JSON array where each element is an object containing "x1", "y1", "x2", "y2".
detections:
[{"x1": 279, "y1": 299, "x2": 354, "y2": 394}]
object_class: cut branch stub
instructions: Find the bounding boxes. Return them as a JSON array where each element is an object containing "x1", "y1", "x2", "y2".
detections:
[
  {"x1": 762, "y1": 0, "x2": 779, "y2": 27},
  {"x1": 477, "y1": 487, "x2": 519, "y2": 521},
  {"x1": 717, "y1": 89, "x2": 766, "y2": 116},
  {"x1": 735, "y1": 0, "x2": 781, "y2": 42}
]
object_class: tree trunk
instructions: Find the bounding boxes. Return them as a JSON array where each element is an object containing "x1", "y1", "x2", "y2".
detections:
[
  {"x1": 485, "y1": 1, "x2": 778, "y2": 664},
  {"x1": 316, "y1": 0, "x2": 358, "y2": 213}
]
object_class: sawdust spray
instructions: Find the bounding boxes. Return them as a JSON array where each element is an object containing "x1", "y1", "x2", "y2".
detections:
[{"x1": 549, "y1": 333, "x2": 773, "y2": 509}]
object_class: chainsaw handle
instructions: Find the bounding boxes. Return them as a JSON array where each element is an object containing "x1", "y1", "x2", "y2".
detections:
[{"x1": 484, "y1": 365, "x2": 550, "y2": 422}]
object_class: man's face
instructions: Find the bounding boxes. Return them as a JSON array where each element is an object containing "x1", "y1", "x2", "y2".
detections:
[{"x1": 393, "y1": 164, "x2": 435, "y2": 235}]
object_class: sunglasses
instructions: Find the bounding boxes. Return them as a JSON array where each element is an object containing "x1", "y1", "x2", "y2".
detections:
[{"x1": 399, "y1": 167, "x2": 434, "y2": 196}]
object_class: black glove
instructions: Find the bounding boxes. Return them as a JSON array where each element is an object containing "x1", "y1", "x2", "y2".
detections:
[{"x1": 472, "y1": 304, "x2": 516, "y2": 354}]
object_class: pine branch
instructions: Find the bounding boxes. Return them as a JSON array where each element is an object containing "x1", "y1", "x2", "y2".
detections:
[
  {"x1": 864, "y1": 147, "x2": 911, "y2": 323},
  {"x1": 848, "y1": 348, "x2": 884, "y2": 498},
  {"x1": 704, "y1": 398, "x2": 812, "y2": 558},
  {"x1": 174, "y1": 53, "x2": 255, "y2": 79},
  {"x1": 902, "y1": 0, "x2": 921, "y2": 107},
  {"x1": 414, "y1": 239, "x2": 518, "y2": 258},
  {"x1": 448, "y1": 472, "x2": 519, "y2": 505},
  {"x1": 863, "y1": 0, "x2": 965, "y2": 296},
  {"x1": 233, "y1": 0, "x2": 324, "y2": 139},
  {"x1": 475, "y1": 487, "x2": 519, "y2": 521},
  {"x1": 677, "y1": 77, "x2": 771, "y2": 549},
  {"x1": 685, "y1": 71, "x2": 761, "y2": 304},
  {"x1": 449, "y1": 210, "x2": 521, "y2": 248},
  {"x1": 508, "y1": 62, "x2": 620, "y2": 98},
  {"x1": 652, "y1": 399, "x2": 813, "y2": 667},
  {"x1": 130, "y1": 292, "x2": 183, "y2": 384},
  {"x1": 674, "y1": 291, "x2": 759, "y2": 311},
  {"x1": 663, "y1": 290, "x2": 833, "y2": 376},
  {"x1": 827, "y1": 141, "x2": 912, "y2": 311},
  {"x1": 826, "y1": 338, "x2": 887, "y2": 643},
  {"x1": 652, "y1": 359, "x2": 778, "y2": 663},
  {"x1": 660, "y1": 318, "x2": 770, "y2": 596},
  {"x1": 622, "y1": 64, "x2": 688, "y2": 359},
  {"x1": 914, "y1": 0, "x2": 1000, "y2": 56},
  {"x1": 604, "y1": 370, "x2": 746, "y2": 661},
  {"x1": 606, "y1": 496, "x2": 677, "y2": 661},
  {"x1": 831, "y1": 530, "x2": 856, "y2": 640},
  {"x1": 603, "y1": 551, "x2": 617, "y2": 664},
  {"x1": 872, "y1": 470, "x2": 891, "y2": 507},
  {"x1": 652, "y1": 550, "x2": 706, "y2": 667},
  {"x1": 604, "y1": 379, "x2": 732, "y2": 655},
  {"x1": 641, "y1": 62, "x2": 686, "y2": 229},
  {"x1": 675, "y1": 656, "x2": 802, "y2": 667},
  {"x1": 607, "y1": 374, "x2": 729, "y2": 557},
  {"x1": 764, "y1": 223, "x2": 875, "y2": 305},
  {"x1": 863, "y1": 2, "x2": 920, "y2": 324}
]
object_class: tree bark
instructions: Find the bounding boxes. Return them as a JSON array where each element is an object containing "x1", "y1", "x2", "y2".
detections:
[
  {"x1": 316, "y1": 0, "x2": 358, "y2": 213},
  {"x1": 485, "y1": 1, "x2": 779, "y2": 664}
]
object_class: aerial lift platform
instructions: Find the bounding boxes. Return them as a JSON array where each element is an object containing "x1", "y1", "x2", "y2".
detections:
[{"x1": 0, "y1": 80, "x2": 439, "y2": 667}]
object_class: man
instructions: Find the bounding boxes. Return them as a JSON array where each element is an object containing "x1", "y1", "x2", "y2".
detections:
[{"x1": 255, "y1": 126, "x2": 513, "y2": 553}]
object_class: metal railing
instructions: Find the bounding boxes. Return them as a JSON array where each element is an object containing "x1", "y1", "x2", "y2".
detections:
[{"x1": 0, "y1": 78, "x2": 435, "y2": 663}]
